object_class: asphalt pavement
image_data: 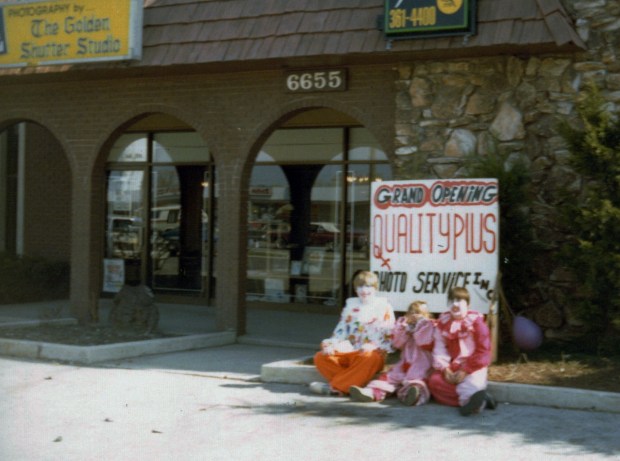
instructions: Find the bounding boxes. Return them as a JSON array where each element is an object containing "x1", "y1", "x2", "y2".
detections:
[
  {"x1": 0, "y1": 300, "x2": 619, "y2": 460},
  {"x1": 1, "y1": 344, "x2": 619, "y2": 461}
]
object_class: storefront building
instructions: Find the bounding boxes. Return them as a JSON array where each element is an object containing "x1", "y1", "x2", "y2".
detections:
[{"x1": 0, "y1": 0, "x2": 618, "y2": 339}]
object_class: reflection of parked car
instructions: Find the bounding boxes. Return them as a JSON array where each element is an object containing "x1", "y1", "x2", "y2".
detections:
[
  {"x1": 349, "y1": 228, "x2": 369, "y2": 252},
  {"x1": 307, "y1": 222, "x2": 340, "y2": 247},
  {"x1": 156, "y1": 206, "x2": 210, "y2": 255},
  {"x1": 262, "y1": 221, "x2": 340, "y2": 249},
  {"x1": 160, "y1": 227, "x2": 180, "y2": 255},
  {"x1": 107, "y1": 216, "x2": 142, "y2": 258},
  {"x1": 263, "y1": 221, "x2": 292, "y2": 248},
  {"x1": 159, "y1": 222, "x2": 210, "y2": 256}
]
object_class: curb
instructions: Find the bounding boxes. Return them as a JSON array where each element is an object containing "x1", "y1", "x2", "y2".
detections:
[
  {"x1": 261, "y1": 356, "x2": 620, "y2": 414},
  {"x1": 238, "y1": 336, "x2": 318, "y2": 350},
  {"x1": 0, "y1": 319, "x2": 236, "y2": 364},
  {"x1": 0, "y1": 318, "x2": 78, "y2": 328}
]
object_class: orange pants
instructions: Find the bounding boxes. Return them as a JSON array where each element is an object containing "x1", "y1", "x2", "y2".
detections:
[{"x1": 313, "y1": 349, "x2": 385, "y2": 394}]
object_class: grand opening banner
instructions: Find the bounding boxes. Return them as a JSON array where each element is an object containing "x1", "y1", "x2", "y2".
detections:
[
  {"x1": 0, "y1": 0, "x2": 142, "y2": 67},
  {"x1": 370, "y1": 178, "x2": 499, "y2": 313}
]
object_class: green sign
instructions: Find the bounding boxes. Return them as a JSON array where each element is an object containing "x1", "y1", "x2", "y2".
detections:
[{"x1": 384, "y1": 0, "x2": 475, "y2": 38}]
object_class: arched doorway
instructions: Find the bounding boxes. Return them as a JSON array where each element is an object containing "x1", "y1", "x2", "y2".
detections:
[
  {"x1": 104, "y1": 114, "x2": 216, "y2": 298},
  {"x1": 246, "y1": 108, "x2": 393, "y2": 310},
  {"x1": 0, "y1": 121, "x2": 71, "y2": 304}
]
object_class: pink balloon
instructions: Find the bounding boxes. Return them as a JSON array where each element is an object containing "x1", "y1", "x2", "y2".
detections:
[{"x1": 512, "y1": 315, "x2": 543, "y2": 351}]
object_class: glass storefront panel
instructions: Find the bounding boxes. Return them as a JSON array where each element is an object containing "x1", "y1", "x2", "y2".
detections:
[
  {"x1": 151, "y1": 165, "x2": 211, "y2": 292},
  {"x1": 203, "y1": 169, "x2": 217, "y2": 298},
  {"x1": 343, "y1": 163, "x2": 391, "y2": 296},
  {"x1": 247, "y1": 165, "x2": 291, "y2": 302},
  {"x1": 106, "y1": 130, "x2": 213, "y2": 295},
  {"x1": 306, "y1": 164, "x2": 343, "y2": 305},
  {"x1": 247, "y1": 125, "x2": 392, "y2": 308},
  {"x1": 344, "y1": 165, "x2": 371, "y2": 297},
  {"x1": 107, "y1": 134, "x2": 148, "y2": 162},
  {"x1": 154, "y1": 132, "x2": 210, "y2": 163},
  {"x1": 257, "y1": 128, "x2": 343, "y2": 163},
  {"x1": 150, "y1": 166, "x2": 181, "y2": 289},
  {"x1": 105, "y1": 170, "x2": 145, "y2": 283},
  {"x1": 349, "y1": 127, "x2": 388, "y2": 161}
]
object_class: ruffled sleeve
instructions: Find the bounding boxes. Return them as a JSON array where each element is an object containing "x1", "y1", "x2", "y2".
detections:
[
  {"x1": 413, "y1": 318, "x2": 435, "y2": 350},
  {"x1": 321, "y1": 297, "x2": 395, "y2": 353},
  {"x1": 358, "y1": 297, "x2": 395, "y2": 352},
  {"x1": 432, "y1": 320, "x2": 451, "y2": 371},
  {"x1": 461, "y1": 315, "x2": 492, "y2": 374},
  {"x1": 321, "y1": 302, "x2": 353, "y2": 348},
  {"x1": 390, "y1": 316, "x2": 410, "y2": 350}
]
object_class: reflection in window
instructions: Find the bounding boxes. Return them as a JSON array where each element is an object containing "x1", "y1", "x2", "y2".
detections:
[
  {"x1": 106, "y1": 131, "x2": 216, "y2": 296},
  {"x1": 246, "y1": 127, "x2": 391, "y2": 308}
]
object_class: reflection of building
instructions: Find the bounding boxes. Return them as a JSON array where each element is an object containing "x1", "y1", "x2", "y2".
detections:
[
  {"x1": 0, "y1": 1, "x2": 613, "y2": 336},
  {"x1": 245, "y1": 126, "x2": 389, "y2": 306}
]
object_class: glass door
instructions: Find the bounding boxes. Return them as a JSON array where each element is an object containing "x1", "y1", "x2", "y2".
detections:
[
  {"x1": 150, "y1": 166, "x2": 181, "y2": 289},
  {"x1": 151, "y1": 165, "x2": 208, "y2": 292},
  {"x1": 105, "y1": 170, "x2": 146, "y2": 284},
  {"x1": 106, "y1": 129, "x2": 214, "y2": 296}
]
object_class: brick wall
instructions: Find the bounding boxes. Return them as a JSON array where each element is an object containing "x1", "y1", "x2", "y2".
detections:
[{"x1": 0, "y1": 64, "x2": 396, "y2": 327}]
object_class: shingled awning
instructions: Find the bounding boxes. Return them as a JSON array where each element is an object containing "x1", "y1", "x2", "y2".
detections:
[
  {"x1": 140, "y1": 0, "x2": 585, "y2": 65},
  {"x1": 0, "y1": 0, "x2": 586, "y2": 78}
]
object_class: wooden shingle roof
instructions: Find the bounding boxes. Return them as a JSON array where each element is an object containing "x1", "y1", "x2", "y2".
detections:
[
  {"x1": 0, "y1": 0, "x2": 585, "y2": 78},
  {"x1": 137, "y1": 0, "x2": 584, "y2": 67}
]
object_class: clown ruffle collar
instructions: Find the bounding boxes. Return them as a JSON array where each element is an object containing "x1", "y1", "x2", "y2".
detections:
[{"x1": 436, "y1": 311, "x2": 483, "y2": 340}]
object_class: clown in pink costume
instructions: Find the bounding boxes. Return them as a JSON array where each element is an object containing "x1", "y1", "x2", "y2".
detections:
[
  {"x1": 428, "y1": 286, "x2": 497, "y2": 416},
  {"x1": 349, "y1": 300, "x2": 435, "y2": 405}
]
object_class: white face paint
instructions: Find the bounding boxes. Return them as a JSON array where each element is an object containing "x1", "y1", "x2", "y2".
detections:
[
  {"x1": 356, "y1": 285, "x2": 376, "y2": 304},
  {"x1": 449, "y1": 299, "x2": 468, "y2": 320}
]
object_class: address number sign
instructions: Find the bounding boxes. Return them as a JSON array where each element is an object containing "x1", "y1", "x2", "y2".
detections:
[{"x1": 285, "y1": 69, "x2": 347, "y2": 93}]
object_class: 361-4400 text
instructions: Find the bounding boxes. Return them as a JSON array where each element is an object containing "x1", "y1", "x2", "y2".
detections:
[{"x1": 389, "y1": 7, "x2": 437, "y2": 28}]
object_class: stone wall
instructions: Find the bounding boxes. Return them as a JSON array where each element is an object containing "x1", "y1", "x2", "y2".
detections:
[{"x1": 392, "y1": 0, "x2": 620, "y2": 341}]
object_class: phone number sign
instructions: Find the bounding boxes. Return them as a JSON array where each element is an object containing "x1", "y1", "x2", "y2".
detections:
[{"x1": 384, "y1": 0, "x2": 476, "y2": 38}]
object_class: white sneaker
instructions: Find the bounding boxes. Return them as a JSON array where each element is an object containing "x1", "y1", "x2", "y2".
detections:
[
  {"x1": 349, "y1": 386, "x2": 375, "y2": 402},
  {"x1": 309, "y1": 382, "x2": 339, "y2": 396}
]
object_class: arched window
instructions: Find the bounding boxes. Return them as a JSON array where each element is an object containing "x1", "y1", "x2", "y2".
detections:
[
  {"x1": 247, "y1": 113, "x2": 392, "y2": 308},
  {"x1": 105, "y1": 119, "x2": 216, "y2": 297}
]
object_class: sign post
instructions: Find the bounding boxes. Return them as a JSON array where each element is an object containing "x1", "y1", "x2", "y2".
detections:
[{"x1": 370, "y1": 178, "x2": 499, "y2": 314}]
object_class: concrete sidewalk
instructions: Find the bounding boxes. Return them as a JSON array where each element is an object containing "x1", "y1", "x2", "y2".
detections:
[
  {"x1": 1, "y1": 300, "x2": 619, "y2": 414},
  {"x1": 0, "y1": 299, "x2": 337, "y2": 346},
  {"x1": 1, "y1": 344, "x2": 619, "y2": 461}
]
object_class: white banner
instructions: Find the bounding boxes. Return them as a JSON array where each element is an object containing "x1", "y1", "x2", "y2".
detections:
[{"x1": 370, "y1": 178, "x2": 499, "y2": 313}]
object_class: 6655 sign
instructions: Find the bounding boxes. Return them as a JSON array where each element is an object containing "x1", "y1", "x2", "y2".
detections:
[{"x1": 285, "y1": 69, "x2": 347, "y2": 93}]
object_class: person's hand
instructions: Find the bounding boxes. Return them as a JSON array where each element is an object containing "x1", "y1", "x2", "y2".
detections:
[
  {"x1": 452, "y1": 370, "x2": 467, "y2": 384},
  {"x1": 361, "y1": 343, "x2": 377, "y2": 352},
  {"x1": 443, "y1": 368, "x2": 455, "y2": 384},
  {"x1": 335, "y1": 340, "x2": 354, "y2": 353},
  {"x1": 443, "y1": 368, "x2": 466, "y2": 384},
  {"x1": 406, "y1": 313, "x2": 424, "y2": 325},
  {"x1": 320, "y1": 341, "x2": 335, "y2": 355}
]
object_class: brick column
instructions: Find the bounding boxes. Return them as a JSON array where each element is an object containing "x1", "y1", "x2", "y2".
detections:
[
  {"x1": 69, "y1": 151, "x2": 105, "y2": 324},
  {"x1": 214, "y1": 157, "x2": 247, "y2": 334}
]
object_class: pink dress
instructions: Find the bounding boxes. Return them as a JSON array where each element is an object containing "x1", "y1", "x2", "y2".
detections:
[
  {"x1": 365, "y1": 316, "x2": 435, "y2": 404},
  {"x1": 428, "y1": 310, "x2": 492, "y2": 407}
]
